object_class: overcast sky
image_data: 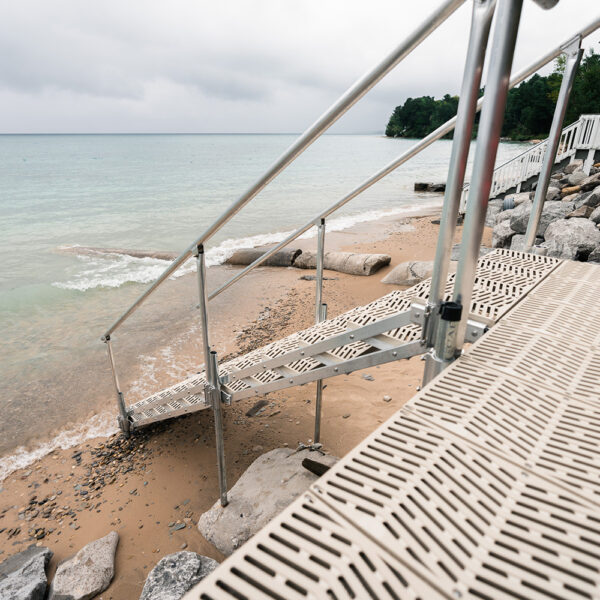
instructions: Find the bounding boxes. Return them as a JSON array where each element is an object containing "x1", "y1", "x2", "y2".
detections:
[{"x1": 0, "y1": 1, "x2": 598, "y2": 133}]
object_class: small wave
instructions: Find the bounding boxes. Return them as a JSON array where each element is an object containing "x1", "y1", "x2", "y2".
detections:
[
  {"x1": 52, "y1": 252, "x2": 195, "y2": 292},
  {"x1": 0, "y1": 412, "x2": 118, "y2": 482},
  {"x1": 54, "y1": 202, "x2": 441, "y2": 291}
]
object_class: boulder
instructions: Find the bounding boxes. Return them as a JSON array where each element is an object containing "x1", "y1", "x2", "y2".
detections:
[
  {"x1": 561, "y1": 185, "x2": 581, "y2": 196},
  {"x1": 562, "y1": 193, "x2": 579, "y2": 203},
  {"x1": 509, "y1": 200, "x2": 574, "y2": 236},
  {"x1": 546, "y1": 186, "x2": 561, "y2": 201},
  {"x1": 492, "y1": 219, "x2": 516, "y2": 248},
  {"x1": 226, "y1": 248, "x2": 301, "y2": 267},
  {"x1": 579, "y1": 172, "x2": 600, "y2": 191},
  {"x1": 588, "y1": 247, "x2": 600, "y2": 263},
  {"x1": 505, "y1": 192, "x2": 531, "y2": 206},
  {"x1": 495, "y1": 206, "x2": 516, "y2": 225},
  {"x1": 139, "y1": 552, "x2": 218, "y2": 600},
  {"x1": 590, "y1": 206, "x2": 600, "y2": 224},
  {"x1": 49, "y1": 531, "x2": 118, "y2": 600},
  {"x1": 574, "y1": 186, "x2": 600, "y2": 209},
  {"x1": 509, "y1": 234, "x2": 527, "y2": 252},
  {"x1": 0, "y1": 546, "x2": 52, "y2": 600},
  {"x1": 567, "y1": 206, "x2": 595, "y2": 219},
  {"x1": 541, "y1": 218, "x2": 600, "y2": 260},
  {"x1": 485, "y1": 199, "x2": 504, "y2": 227},
  {"x1": 566, "y1": 171, "x2": 586, "y2": 186},
  {"x1": 294, "y1": 251, "x2": 390, "y2": 276},
  {"x1": 381, "y1": 260, "x2": 457, "y2": 286},
  {"x1": 198, "y1": 448, "x2": 338, "y2": 556},
  {"x1": 564, "y1": 160, "x2": 583, "y2": 174}
]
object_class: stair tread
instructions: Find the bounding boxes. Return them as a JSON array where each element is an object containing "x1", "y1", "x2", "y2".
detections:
[{"x1": 128, "y1": 249, "x2": 560, "y2": 428}]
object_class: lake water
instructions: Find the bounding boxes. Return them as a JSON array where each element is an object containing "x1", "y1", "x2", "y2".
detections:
[{"x1": 0, "y1": 133, "x2": 527, "y2": 477}]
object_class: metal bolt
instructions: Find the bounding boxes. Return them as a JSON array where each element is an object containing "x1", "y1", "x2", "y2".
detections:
[
  {"x1": 334, "y1": 367, "x2": 338, "y2": 372},
  {"x1": 392, "y1": 351, "x2": 397, "y2": 357},
  {"x1": 453, "y1": 590, "x2": 462, "y2": 598},
  {"x1": 350, "y1": 334, "x2": 355, "y2": 339}
]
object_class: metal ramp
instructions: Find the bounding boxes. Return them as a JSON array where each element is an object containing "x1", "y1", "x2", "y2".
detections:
[
  {"x1": 184, "y1": 258, "x2": 600, "y2": 600},
  {"x1": 127, "y1": 249, "x2": 560, "y2": 430}
]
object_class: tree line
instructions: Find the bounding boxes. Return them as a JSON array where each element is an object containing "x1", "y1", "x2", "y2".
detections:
[{"x1": 385, "y1": 49, "x2": 600, "y2": 141}]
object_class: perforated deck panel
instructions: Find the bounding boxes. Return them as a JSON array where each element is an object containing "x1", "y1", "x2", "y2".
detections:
[
  {"x1": 185, "y1": 259, "x2": 600, "y2": 600},
  {"x1": 129, "y1": 250, "x2": 560, "y2": 428}
]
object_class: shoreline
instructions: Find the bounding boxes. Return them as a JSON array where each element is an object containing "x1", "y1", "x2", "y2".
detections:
[{"x1": 0, "y1": 205, "x2": 488, "y2": 598}]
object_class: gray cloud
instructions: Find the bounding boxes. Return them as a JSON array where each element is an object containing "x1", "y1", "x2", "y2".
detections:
[{"x1": 0, "y1": 0, "x2": 598, "y2": 133}]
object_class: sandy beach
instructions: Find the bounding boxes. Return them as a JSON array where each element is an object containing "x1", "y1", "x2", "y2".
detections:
[{"x1": 0, "y1": 209, "x2": 492, "y2": 598}]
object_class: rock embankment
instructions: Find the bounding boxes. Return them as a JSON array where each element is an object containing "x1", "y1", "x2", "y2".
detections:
[{"x1": 490, "y1": 160, "x2": 600, "y2": 261}]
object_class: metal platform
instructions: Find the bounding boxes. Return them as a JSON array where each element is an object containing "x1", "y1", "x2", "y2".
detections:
[
  {"x1": 128, "y1": 249, "x2": 561, "y2": 429},
  {"x1": 184, "y1": 258, "x2": 600, "y2": 600}
]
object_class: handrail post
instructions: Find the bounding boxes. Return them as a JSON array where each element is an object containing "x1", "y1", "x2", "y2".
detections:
[
  {"x1": 437, "y1": 0, "x2": 524, "y2": 373},
  {"x1": 421, "y1": 0, "x2": 496, "y2": 384},
  {"x1": 314, "y1": 219, "x2": 327, "y2": 443},
  {"x1": 523, "y1": 37, "x2": 583, "y2": 252},
  {"x1": 195, "y1": 244, "x2": 228, "y2": 506},
  {"x1": 105, "y1": 337, "x2": 130, "y2": 436}
]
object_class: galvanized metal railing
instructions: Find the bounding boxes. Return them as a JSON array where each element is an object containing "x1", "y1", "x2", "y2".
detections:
[
  {"x1": 458, "y1": 113, "x2": 600, "y2": 211},
  {"x1": 100, "y1": 0, "x2": 600, "y2": 506}
]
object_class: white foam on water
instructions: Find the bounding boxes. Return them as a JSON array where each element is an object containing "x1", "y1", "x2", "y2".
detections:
[
  {"x1": 53, "y1": 202, "x2": 442, "y2": 291},
  {"x1": 0, "y1": 412, "x2": 119, "y2": 483}
]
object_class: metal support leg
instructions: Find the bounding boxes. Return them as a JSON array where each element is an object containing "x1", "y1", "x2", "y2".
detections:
[
  {"x1": 314, "y1": 303, "x2": 327, "y2": 443},
  {"x1": 105, "y1": 337, "x2": 130, "y2": 436},
  {"x1": 442, "y1": 0, "x2": 524, "y2": 364},
  {"x1": 314, "y1": 219, "x2": 327, "y2": 442},
  {"x1": 523, "y1": 37, "x2": 582, "y2": 251},
  {"x1": 195, "y1": 244, "x2": 228, "y2": 506},
  {"x1": 422, "y1": 0, "x2": 496, "y2": 385}
]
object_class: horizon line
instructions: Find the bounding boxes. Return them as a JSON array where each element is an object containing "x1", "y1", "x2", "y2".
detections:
[{"x1": 0, "y1": 131, "x2": 385, "y2": 136}]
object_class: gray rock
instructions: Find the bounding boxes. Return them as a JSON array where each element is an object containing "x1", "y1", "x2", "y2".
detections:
[
  {"x1": 450, "y1": 244, "x2": 493, "y2": 261},
  {"x1": 506, "y1": 192, "x2": 531, "y2": 206},
  {"x1": 541, "y1": 218, "x2": 600, "y2": 260},
  {"x1": 49, "y1": 531, "x2": 118, "y2": 600},
  {"x1": 588, "y1": 247, "x2": 600, "y2": 263},
  {"x1": 140, "y1": 552, "x2": 218, "y2": 600},
  {"x1": 562, "y1": 192, "x2": 579, "y2": 203},
  {"x1": 567, "y1": 171, "x2": 586, "y2": 186},
  {"x1": 198, "y1": 448, "x2": 338, "y2": 556},
  {"x1": 485, "y1": 199, "x2": 504, "y2": 227},
  {"x1": 546, "y1": 186, "x2": 561, "y2": 201},
  {"x1": 508, "y1": 200, "x2": 532, "y2": 234},
  {"x1": 492, "y1": 220, "x2": 516, "y2": 248},
  {"x1": 574, "y1": 185, "x2": 600, "y2": 209},
  {"x1": 590, "y1": 206, "x2": 600, "y2": 224},
  {"x1": 294, "y1": 251, "x2": 390, "y2": 276},
  {"x1": 579, "y1": 172, "x2": 600, "y2": 191},
  {"x1": 509, "y1": 234, "x2": 526, "y2": 251},
  {"x1": 495, "y1": 206, "x2": 516, "y2": 225},
  {"x1": 509, "y1": 200, "x2": 573, "y2": 236},
  {"x1": 567, "y1": 206, "x2": 595, "y2": 219},
  {"x1": 0, "y1": 546, "x2": 52, "y2": 600},
  {"x1": 564, "y1": 159, "x2": 583, "y2": 174},
  {"x1": 381, "y1": 260, "x2": 457, "y2": 286}
]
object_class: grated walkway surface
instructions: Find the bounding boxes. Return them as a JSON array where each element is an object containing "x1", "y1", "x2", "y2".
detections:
[
  {"x1": 129, "y1": 250, "x2": 560, "y2": 429},
  {"x1": 185, "y1": 259, "x2": 600, "y2": 600}
]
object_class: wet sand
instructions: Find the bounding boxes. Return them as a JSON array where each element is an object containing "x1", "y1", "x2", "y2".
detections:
[{"x1": 0, "y1": 209, "x2": 492, "y2": 598}]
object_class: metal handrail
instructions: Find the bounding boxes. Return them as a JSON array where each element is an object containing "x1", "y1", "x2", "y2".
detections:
[
  {"x1": 207, "y1": 21, "x2": 600, "y2": 302},
  {"x1": 101, "y1": 0, "x2": 465, "y2": 341}
]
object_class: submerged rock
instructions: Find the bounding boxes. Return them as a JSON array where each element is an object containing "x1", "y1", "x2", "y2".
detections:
[
  {"x1": 0, "y1": 545, "x2": 52, "y2": 600},
  {"x1": 139, "y1": 552, "x2": 218, "y2": 600},
  {"x1": 198, "y1": 448, "x2": 338, "y2": 556},
  {"x1": 49, "y1": 531, "x2": 118, "y2": 600}
]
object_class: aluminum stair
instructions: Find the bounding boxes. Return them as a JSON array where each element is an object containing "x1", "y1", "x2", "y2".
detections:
[
  {"x1": 128, "y1": 249, "x2": 561, "y2": 429},
  {"x1": 184, "y1": 258, "x2": 600, "y2": 600}
]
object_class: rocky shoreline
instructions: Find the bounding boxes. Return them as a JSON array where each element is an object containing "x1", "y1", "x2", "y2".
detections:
[{"x1": 490, "y1": 159, "x2": 600, "y2": 260}]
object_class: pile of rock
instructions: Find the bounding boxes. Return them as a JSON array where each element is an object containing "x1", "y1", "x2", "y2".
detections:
[{"x1": 489, "y1": 160, "x2": 600, "y2": 261}]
